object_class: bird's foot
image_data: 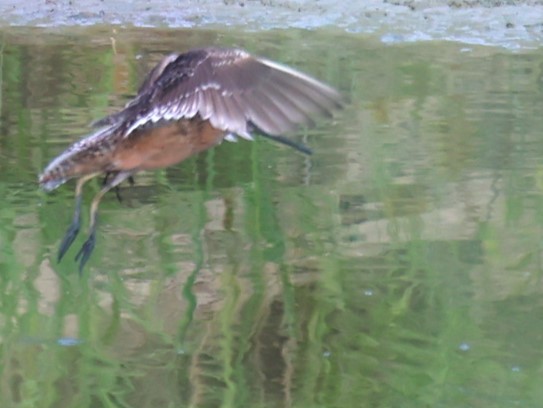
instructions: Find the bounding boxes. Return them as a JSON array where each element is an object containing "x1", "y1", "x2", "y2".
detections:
[
  {"x1": 57, "y1": 221, "x2": 80, "y2": 262},
  {"x1": 74, "y1": 232, "x2": 96, "y2": 274},
  {"x1": 57, "y1": 196, "x2": 82, "y2": 263}
]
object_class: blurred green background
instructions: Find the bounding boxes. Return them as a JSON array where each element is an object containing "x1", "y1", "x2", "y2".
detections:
[{"x1": 0, "y1": 26, "x2": 543, "y2": 407}]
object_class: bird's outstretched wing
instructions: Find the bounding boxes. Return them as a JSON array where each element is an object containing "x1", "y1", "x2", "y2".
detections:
[{"x1": 92, "y1": 48, "x2": 342, "y2": 140}]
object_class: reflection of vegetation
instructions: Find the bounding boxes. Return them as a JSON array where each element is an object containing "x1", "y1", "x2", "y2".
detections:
[{"x1": 1, "y1": 27, "x2": 543, "y2": 407}]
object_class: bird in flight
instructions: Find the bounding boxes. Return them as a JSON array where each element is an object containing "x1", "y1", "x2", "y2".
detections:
[{"x1": 39, "y1": 47, "x2": 342, "y2": 272}]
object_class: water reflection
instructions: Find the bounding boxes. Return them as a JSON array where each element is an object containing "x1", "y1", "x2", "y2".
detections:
[{"x1": 1, "y1": 26, "x2": 543, "y2": 407}]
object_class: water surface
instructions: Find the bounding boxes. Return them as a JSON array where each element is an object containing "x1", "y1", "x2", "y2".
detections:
[{"x1": 1, "y1": 26, "x2": 543, "y2": 407}]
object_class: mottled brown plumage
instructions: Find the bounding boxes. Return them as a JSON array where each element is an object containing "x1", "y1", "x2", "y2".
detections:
[{"x1": 39, "y1": 47, "x2": 342, "y2": 271}]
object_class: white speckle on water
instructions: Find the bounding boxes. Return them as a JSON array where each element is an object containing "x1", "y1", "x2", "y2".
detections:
[{"x1": 458, "y1": 342, "x2": 470, "y2": 352}]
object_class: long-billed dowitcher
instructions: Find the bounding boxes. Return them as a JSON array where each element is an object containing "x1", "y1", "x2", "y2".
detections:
[{"x1": 39, "y1": 47, "x2": 342, "y2": 272}]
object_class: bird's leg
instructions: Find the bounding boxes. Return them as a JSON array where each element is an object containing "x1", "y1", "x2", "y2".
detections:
[
  {"x1": 103, "y1": 172, "x2": 136, "y2": 203},
  {"x1": 75, "y1": 171, "x2": 133, "y2": 273},
  {"x1": 58, "y1": 173, "x2": 99, "y2": 262},
  {"x1": 102, "y1": 172, "x2": 112, "y2": 185},
  {"x1": 103, "y1": 172, "x2": 123, "y2": 202},
  {"x1": 116, "y1": 175, "x2": 135, "y2": 202}
]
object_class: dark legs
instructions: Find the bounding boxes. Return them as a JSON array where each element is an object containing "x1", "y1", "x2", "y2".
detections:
[
  {"x1": 58, "y1": 171, "x2": 133, "y2": 273},
  {"x1": 73, "y1": 184, "x2": 105, "y2": 273},
  {"x1": 58, "y1": 173, "x2": 99, "y2": 263},
  {"x1": 103, "y1": 172, "x2": 135, "y2": 202}
]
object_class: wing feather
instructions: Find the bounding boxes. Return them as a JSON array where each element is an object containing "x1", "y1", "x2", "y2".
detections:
[
  {"x1": 261, "y1": 84, "x2": 314, "y2": 127},
  {"x1": 93, "y1": 47, "x2": 341, "y2": 142},
  {"x1": 249, "y1": 88, "x2": 296, "y2": 134}
]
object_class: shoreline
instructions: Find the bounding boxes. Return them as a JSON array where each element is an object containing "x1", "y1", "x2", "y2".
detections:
[{"x1": 0, "y1": 1, "x2": 542, "y2": 49}]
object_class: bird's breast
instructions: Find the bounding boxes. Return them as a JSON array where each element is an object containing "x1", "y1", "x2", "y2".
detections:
[{"x1": 112, "y1": 119, "x2": 226, "y2": 171}]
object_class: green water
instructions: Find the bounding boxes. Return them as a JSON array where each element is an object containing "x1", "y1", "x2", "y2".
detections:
[{"x1": 1, "y1": 26, "x2": 543, "y2": 407}]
